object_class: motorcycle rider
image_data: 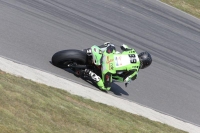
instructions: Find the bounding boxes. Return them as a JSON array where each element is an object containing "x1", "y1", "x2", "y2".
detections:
[{"x1": 83, "y1": 42, "x2": 152, "y2": 91}]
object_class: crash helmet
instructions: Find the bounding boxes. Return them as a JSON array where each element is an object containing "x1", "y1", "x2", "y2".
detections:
[{"x1": 138, "y1": 52, "x2": 152, "y2": 69}]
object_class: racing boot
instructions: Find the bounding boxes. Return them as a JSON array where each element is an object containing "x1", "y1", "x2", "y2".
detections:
[
  {"x1": 83, "y1": 69, "x2": 108, "y2": 91},
  {"x1": 83, "y1": 69, "x2": 101, "y2": 81}
]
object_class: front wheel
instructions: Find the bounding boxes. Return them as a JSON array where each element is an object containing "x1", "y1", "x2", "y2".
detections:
[{"x1": 51, "y1": 49, "x2": 87, "y2": 68}]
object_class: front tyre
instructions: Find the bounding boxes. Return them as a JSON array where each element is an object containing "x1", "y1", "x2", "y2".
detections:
[{"x1": 51, "y1": 49, "x2": 87, "y2": 68}]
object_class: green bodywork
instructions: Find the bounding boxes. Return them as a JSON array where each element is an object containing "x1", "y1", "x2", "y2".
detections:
[
  {"x1": 91, "y1": 45, "x2": 140, "y2": 91},
  {"x1": 91, "y1": 45, "x2": 102, "y2": 66}
]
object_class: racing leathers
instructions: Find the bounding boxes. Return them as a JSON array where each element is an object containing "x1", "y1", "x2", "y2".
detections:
[{"x1": 84, "y1": 43, "x2": 140, "y2": 91}]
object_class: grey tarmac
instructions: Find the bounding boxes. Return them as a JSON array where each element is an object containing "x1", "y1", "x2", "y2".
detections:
[{"x1": 0, "y1": 0, "x2": 200, "y2": 127}]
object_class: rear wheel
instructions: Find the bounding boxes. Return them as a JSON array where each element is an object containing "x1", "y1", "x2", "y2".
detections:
[{"x1": 52, "y1": 49, "x2": 87, "y2": 68}]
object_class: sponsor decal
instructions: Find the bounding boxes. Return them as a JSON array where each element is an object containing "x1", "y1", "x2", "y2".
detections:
[
  {"x1": 106, "y1": 56, "x2": 114, "y2": 70},
  {"x1": 116, "y1": 62, "x2": 118, "y2": 66},
  {"x1": 106, "y1": 56, "x2": 114, "y2": 64},
  {"x1": 109, "y1": 63, "x2": 113, "y2": 70},
  {"x1": 115, "y1": 56, "x2": 122, "y2": 66}
]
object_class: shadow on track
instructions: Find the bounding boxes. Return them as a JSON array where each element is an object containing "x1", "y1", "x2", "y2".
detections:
[
  {"x1": 49, "y1": 61, "x2": 129, "y2": 96},
  {"x1": 110, "y1": 83, "x2": 129, "y2": 96},
  {"x1": 64, "y1": 68, "x2": 129, "y2": 96}
]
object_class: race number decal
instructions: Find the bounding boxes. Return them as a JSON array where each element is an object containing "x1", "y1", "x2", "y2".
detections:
[{"x1": 129, "y1": 54, "x2": 137, "y2": 63}]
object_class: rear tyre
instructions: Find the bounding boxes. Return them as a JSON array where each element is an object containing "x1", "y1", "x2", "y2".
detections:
[{"x1": 52, "y1": 49, "x2": 87, "y2": 68}]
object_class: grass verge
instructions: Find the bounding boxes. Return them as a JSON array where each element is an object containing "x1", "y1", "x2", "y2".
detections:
[
  {"x1": 0, "y1": 70, "x2": 186, "y2": 133},
  {"x1": 161, "y1": 0, "x2": 200, "y2": 18}
]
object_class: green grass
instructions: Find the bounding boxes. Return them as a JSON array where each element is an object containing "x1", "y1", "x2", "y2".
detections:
[
  {"x1": 0, "y1": 70, "x2": 187, "y2": 133},
  {"x1": 161, "y1": 0, "x2": 200, "y2": 18}
]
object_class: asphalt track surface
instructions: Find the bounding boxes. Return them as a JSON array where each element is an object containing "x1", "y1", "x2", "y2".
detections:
[{"x1": 0, "y1": 0, "x2": 200, "y2": 126}]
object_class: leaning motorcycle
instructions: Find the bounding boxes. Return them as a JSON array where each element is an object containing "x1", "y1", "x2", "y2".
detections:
[{"x1": 52, "y1": 44, "x2": 152, "y2": 88}]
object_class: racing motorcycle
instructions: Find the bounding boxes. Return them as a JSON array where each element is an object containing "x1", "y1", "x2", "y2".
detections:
[{"x1": 52, "y1": 44, "x2": 152, "y2": 89}]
